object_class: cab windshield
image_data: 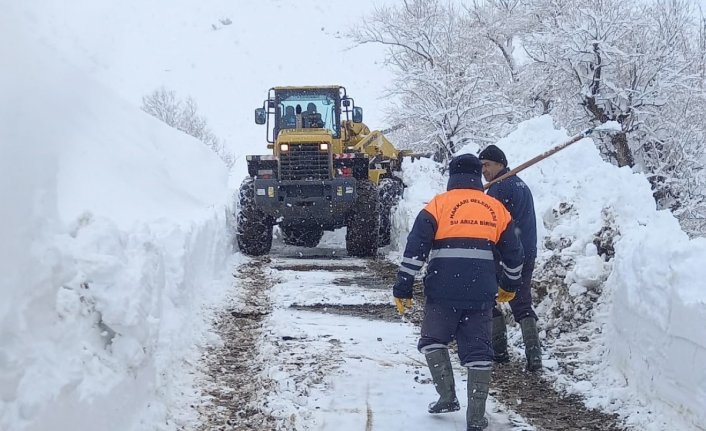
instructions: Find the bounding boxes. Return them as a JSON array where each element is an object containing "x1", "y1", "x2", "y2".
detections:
[{"x1": 275, "y1": 88, "x2": 341, "y2": 138}]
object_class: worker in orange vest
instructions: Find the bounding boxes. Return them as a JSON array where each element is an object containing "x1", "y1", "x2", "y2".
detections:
[{"x1": 393, "y1": 153, "x2": 524, "y2": 431}]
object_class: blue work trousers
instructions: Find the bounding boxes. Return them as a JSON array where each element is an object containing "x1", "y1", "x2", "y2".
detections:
[{"x1": 417, "y1": 302, "x2": 493, "y2": 369}]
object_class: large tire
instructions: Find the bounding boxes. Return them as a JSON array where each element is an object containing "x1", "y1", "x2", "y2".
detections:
[
  {"x1": 346, "y1": 180, "x2": 381, "y2": 257},
  {"x1": 281, "y1": 225, "x2": 324, "y2": 248},
  {"x1": 235, "y1": 178, "x2": 273, "y2": 256},
  {"x1": 378, "y1": 178, "x2": 404, "y2": 247}
]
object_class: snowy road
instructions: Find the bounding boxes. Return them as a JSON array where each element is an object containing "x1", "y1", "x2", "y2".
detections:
[
  {"x1": 194, "y1": 232, "x2": 624, "y2": 430},
  {"x1": 263, "y1": 249, "x2": 528, "y2": 431}
]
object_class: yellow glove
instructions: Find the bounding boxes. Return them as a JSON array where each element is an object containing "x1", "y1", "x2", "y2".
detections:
[
  {"x1": 394, "y1": 297, "x2": 413, "y2": 314},
  {"x1": 497, "y1": 287, "x2": 516, "y2": 303}
]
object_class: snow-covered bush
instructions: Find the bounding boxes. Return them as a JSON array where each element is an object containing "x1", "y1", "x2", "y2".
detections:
[{"x1": 142, "y1": 87, "x2": 235, "y2": 168}]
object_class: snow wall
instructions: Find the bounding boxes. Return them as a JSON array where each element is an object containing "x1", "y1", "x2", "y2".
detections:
[
  {"x1": 0, "y1": 19, "x2": 233, "y2": 431},
  {"x1": 391, "y1": 116, "x2": 706, "y2": 430}
]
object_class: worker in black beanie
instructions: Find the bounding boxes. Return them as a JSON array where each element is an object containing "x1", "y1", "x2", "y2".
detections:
[
  {"x1": 478, "y1": 145, "x2": 508, "y2": 168},
  {"x1": 478, "y1": 145, "x2": 542, "y2": 372}
]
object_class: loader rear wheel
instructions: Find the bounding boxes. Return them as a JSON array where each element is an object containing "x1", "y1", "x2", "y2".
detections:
[
  {"x1": 378, "y1": 178, "x2": 404, "y2": 247},
  {"x1": 281, "y1": 225, "x2": 324, "y2": 248},
  {"x1": 346, "y1": 180, "x2": 380, "y2": 257},
  {"x1": 236, "y1": 178, "x2": 273, "y2": 256}
]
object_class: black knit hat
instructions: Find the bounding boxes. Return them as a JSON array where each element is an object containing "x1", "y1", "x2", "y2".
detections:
[
  {"x1": 449, "y1": 153, "x2": 482, "y2": 176},
  {"x1": 478, "y1": 145, "x2": 508, "y2": 167},
  {"x1": 447, "y1": 154, "x2": 483, "y2": 191}
]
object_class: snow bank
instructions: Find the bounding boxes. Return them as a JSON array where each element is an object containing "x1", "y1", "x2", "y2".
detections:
[
  {"x1": 610, "y1": 228, "x2": 706, "y2": 428},
  {"x1": 1, "y1": 18, "x2": 232, "y2": 431},
  {"x1": 390, "y1": 157, "x2": 446, "y2": 254},
  {"x1": 390, "y1": 116, "x2": 706, "y2": 430},
  {"x1": 494, "y1": 117, "x2": 706, "y2": 430}
]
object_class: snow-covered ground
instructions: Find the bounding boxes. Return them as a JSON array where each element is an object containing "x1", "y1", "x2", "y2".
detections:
[{"x1": 234, "y1": 237, "x2": 532, "y2": 431}]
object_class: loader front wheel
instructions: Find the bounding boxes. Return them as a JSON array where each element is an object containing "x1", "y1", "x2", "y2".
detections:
[
  {"x1": 236, "y1": 178, "x2": 273, "y2": 256},
  {"x1": 346, "y1": 180, "x2": 381, "y2": 257},
  {"x1": 378, "y1": 178, "x2": 404, "y2": 247}
]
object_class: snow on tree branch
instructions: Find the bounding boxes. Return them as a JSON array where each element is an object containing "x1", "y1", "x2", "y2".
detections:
[
  {"x1": 141, "y1": 87, "x2": 234, "y2": 168},
  {"x1": 354, "y1": 0, "x2": 706, "y2": 236}
]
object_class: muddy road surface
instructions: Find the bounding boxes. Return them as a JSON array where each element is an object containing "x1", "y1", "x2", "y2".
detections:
[{"x1": 193, "y1": 239, "x2": 625, "y2": 431}]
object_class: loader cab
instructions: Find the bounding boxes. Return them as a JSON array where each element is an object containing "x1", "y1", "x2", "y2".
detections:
[{"x1": 254, "y1": 86, "x2": 362, "y2": 143}]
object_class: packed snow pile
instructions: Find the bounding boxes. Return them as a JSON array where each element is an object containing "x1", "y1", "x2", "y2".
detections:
[
  {"x1": 0, "y1": 19, "x2": 233, "y2": 431},
  {"x1": 390, "y1": 157, "x2": 448, "y2": 252},
  {"x1": 391, "y1": 116, "x2": 706, "y2": 431}
]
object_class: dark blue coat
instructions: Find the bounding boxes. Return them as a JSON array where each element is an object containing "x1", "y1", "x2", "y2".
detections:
[
  {"x1": 393, "y1": 173, "x2": 525, "y2": 309},
  {"x1": 486, "y1": 168, "x2": 537, "y2": 261}
]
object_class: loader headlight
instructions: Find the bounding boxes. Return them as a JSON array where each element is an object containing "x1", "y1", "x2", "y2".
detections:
[
  {"x1": 280, "y1": 144, "x2": 289, "y2": 152},
  {"x1": 319, "y1": 142, "x2": 329, "y2": 151}
]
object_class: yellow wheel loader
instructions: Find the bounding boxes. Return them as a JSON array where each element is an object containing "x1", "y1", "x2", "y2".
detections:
[{"x1": 236, "y1": 85, "x2": 410, "y2": 257}]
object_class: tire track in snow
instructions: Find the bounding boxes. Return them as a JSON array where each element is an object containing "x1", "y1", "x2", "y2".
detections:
[
  {"x1": 194, "y1": 257, "x2": 281, "y2": 430},
  {"x1": 365, "y1": 383, "x2": 373, "y2": 431}
]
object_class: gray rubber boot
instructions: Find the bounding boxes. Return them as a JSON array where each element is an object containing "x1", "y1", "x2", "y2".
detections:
[
  {"x1": 425, "y1": 349, "x2": 460, "y2": 414},
  {"x1": 491, "y1": 314, "x2": 510, "y2": 363},
  {"x1": 466, "y1": 368, "x2": 491, "y2": 431},
  {"x1": 520, "y1": 317, "x2": 542, "y2": 371}
]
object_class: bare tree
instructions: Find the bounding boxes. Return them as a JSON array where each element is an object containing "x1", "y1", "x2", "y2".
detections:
[
  {"x1": 141, "y1": 87, "x2": 180, "y2": 127},
  {"x1": 524, "y1": 0, "x2": 698, "y2": 168},
  {"x1": 520, "y1": 0, "x2": 706, "y2": 234},
  {"x1": 355, "y1": 0, "x2": 706, "y2": 235},
  {"x1": 141, "y1": 87, "x2": 234, "y2": 168},
  {"x1": 350, "y1": 0, "x2": 516, "y2": 160},
  {"x1": 465, "y1": 0, "x2": 534, "y2": 83}
]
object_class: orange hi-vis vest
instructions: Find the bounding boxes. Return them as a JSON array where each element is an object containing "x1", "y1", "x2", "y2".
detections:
[
  {"x1": 424, "y1": 189, "x2": 512, "y2": 244},
  {"x1": 393, "y1": 186, "x2": 524, "y2": 309}
]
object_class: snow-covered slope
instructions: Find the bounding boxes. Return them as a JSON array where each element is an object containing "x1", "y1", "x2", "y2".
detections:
[
  {"x1": 391, "y1": 116, "x2": 706, "y2": 431},
  {"x1": 8, "y1": 0, "x2": 395, "y2": 160},
  {"x1": 0, "y1": 18, "x2": 233, "y2": 431}
]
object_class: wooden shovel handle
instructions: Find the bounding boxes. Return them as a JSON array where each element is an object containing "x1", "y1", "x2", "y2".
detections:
[{"x1": 483, "y1": 129, "x2": 593, "y2": 190}]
